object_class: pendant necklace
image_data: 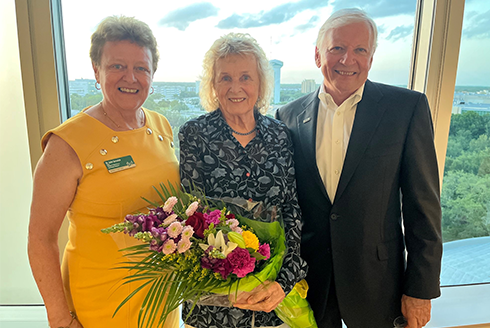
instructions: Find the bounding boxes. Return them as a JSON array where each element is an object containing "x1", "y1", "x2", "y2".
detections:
[{"x1": 101, "y1": 103, "x2": 142, "y2": 130}]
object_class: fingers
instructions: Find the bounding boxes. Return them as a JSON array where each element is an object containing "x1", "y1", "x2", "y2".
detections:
[
  {"x1": 233, "y1": 281, "x2": 285, "y2": 313},
  {"x1": 401, "y1": 294, "x2": 431, "y2": 328}
]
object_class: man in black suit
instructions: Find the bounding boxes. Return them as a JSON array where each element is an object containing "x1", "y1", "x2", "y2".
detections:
[{"x1": 276, "y1": 8, "x2": 442, "y2": 328}]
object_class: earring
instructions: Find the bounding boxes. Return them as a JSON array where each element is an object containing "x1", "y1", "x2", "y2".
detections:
[
  {"x1": 95, "y1": 82, "x2": 101, "y2": 90},
  {"x1": 150, "y1": 86, "x2": 154, "y2": 95}
]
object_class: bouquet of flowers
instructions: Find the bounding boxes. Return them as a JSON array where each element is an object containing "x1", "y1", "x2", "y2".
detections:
[{"x1": 102, "y1": 183, "x2": 317, "y2": 328}]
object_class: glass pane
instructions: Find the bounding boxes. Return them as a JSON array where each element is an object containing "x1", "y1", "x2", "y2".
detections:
[
  {"x1": 60, "y1": 0, "x2": 417, "y2": 152},
  {"x1": 441, "y1": 0, "x2": 490, "y2": 287}
]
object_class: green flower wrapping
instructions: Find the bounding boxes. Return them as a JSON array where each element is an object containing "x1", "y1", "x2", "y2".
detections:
[{"x1": 102, "y1": 184, "x2": 317, "y2": 328}]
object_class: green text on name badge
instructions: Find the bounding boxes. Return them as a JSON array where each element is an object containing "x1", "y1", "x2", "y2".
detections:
[{"x1": 104, "y1": 155, "x2": 136, "y2": 173}]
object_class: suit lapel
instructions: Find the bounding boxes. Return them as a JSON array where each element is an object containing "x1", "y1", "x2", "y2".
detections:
[
  {"x1": 296, "y1": 88, "x2": 330, "y2": 202},
  {"x1": 335, "y1": 80, "x2": 385, "y2": 202}
]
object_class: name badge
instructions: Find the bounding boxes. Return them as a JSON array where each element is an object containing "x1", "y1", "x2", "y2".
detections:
[{"x1": 104, "y1": 155, "x2": 136, "y2": 173}]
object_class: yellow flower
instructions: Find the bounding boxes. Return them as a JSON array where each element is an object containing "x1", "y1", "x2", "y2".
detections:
[{"x1": 242, "y1": 231, "x2": 259, "y2": 251}]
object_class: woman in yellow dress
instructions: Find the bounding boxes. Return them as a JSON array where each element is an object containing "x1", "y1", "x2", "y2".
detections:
[{"x1": 28, "y1": 16, "x2": 179, "y2": 328}]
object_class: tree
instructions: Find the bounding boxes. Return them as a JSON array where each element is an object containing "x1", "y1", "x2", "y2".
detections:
[
  {"x1": 441, "y1": 171, "x2": 490, "y2": 241},
  {"x1": 442, "y1": 111, "x2": 490, "y2": 242},
  {"x1": 449, "y1": 111, "x2": 489, "y2": 139}
]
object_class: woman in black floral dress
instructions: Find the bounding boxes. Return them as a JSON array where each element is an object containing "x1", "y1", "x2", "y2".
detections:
[{"x1": 179, "y1": 33, "x2": 308, "y2": 328}]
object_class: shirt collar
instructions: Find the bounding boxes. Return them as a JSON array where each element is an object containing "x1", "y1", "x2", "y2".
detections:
[
  {"x1": 215, "y1": 108, "x2": 265, "y2": 137},
  {"x1": 318, "y1": 82, "x2": 365, "y2": 108}
]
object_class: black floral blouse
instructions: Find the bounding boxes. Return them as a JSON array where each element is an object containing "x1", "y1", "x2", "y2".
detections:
[{"x1": 179, "y1": 109, "x2": 308, "y2": 328}]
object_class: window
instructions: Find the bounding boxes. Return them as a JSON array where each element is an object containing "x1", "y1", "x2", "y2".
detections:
[
  {"x1": 59, "y1": 0, "x2": 418, "y2": 152},
  {"x1": 440, "y1": 0, "x2": 490, "y2": 288},
  {"x1": 8, "y1": 0, "x2": 489, "y2": 326}
]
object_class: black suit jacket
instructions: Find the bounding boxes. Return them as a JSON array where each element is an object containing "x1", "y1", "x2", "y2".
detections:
[{"x1": 276, "y1": 80, "x2": 442, "y2": 327}]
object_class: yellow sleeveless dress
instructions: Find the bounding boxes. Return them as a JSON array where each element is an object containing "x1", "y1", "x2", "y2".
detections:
[{"x1": 42, "y1": 108, "x2": 180, "y2": 328}]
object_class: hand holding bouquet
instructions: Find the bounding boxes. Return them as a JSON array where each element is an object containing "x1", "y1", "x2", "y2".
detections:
[{"x1": 102, "y1": 184, "x2": 317, "y2": 328}]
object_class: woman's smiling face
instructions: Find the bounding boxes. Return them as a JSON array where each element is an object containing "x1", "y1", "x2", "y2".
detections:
[
  {"x1": 213, "y1": 54, "x2": 260, "y2": 117},
  {"x1": 93, "y1": 40, "x2": 153, "y2": 112}
]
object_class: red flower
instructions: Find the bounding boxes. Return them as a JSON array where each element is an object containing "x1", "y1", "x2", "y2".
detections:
[{"x1": 186, "y1": 212, "x2": 208, "y2": 239}]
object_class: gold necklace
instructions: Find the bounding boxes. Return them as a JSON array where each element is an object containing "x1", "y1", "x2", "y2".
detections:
[{"x1": 100, "y1": 103, "x2": 142, "y2": 130}]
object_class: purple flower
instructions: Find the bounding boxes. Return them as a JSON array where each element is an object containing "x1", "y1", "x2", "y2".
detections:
[
  {"x1": 127, "y1": 222, "x2": 140, "y2": 236},
  {"x1": 149, "y1": 239, "x2": 163, "y2": 252},
  {"x1": 150, "y1": 207, "x2": 168, "y2": 221},
  {"x1": 142, "y1": 214, "x2": 162, "y2": 232},
  {"x1": 150, "y1": 227, "x2": 168, "y2": 242},
  {"x1": 124, "y1": 214, "x2": 137, "y2": 223},
  {"x1": 227, "y1": 248, "x2": 256, "y2": 278},
  {"x1": 204, "y1": 209, "x2": 221, "y2": 225},
  {"x1": 201, "y1": 256, "x2": 233, "y2": 280},
  {"x1": 258, "y1": 244, "x2": 271, "y2": 260}
]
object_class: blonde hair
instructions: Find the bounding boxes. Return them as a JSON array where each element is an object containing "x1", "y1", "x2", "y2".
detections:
[
  {"x1": 90, "y1": 16, "x2": 159, "y2": 72},
  {"x1": 199, "y1": 33, "x2": 273, "y2": 114}
]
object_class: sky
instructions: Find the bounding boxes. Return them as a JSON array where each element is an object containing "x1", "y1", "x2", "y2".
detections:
[{"x1": 61, "y1": 0, "x2": 490, "y2": 86}]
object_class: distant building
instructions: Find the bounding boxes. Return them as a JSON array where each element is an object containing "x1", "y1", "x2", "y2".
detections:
[
  {"x1": 269, "y1": 59, "x2": 283, "y2": 104},
  {"x1": 195, "y1": 80, "x2": 201, "y2": 94},
  {"x1": 301, "y1": 79, "x2": 317, "y2": 94},
  {"x1": 453, "y1": 103, "x2": 490, "y2": 116},
  {"x1": 452, "y1": 92, "x2": 490, "y2": 115},
  {"x1": 69, "y1": 79, "x2": 96, "y2": 96},
  {"x1": 154, "y1": 85, "x2": 183, "y2": 99}
]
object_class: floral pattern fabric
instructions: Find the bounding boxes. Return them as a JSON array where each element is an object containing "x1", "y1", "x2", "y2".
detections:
[{"x1": 179, "y1": 109, "x2": 308, "y2": 328}]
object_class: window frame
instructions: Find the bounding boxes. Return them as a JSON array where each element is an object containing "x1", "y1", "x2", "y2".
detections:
[{"x1": 17, "y1": 0, "x2": 490, "y2": 326}]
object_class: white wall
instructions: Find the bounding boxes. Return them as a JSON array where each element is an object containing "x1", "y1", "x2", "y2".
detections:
[{"x1": 0, "y1": 0, "x2": 43, "y2": 304}]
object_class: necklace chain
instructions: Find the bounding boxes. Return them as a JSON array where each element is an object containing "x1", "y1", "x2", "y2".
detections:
[
  {"x1": 100, "y1": 103, "x2": 142, "y2": 130},
  {"x1": 229, "y1": 125, "x2": 257, "y2": 136}
]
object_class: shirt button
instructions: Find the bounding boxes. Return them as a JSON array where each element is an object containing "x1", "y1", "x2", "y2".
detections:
[
  {"x1": 336, "y1": 139, "x2": 340, "y2": 144},
  {"x1": 330, "y1": 214, "x2": 338, "y2": 220},
  {"x1": 336, "y1": 112, "x2": 341, "y2": 116},
  {"x1": 335, "y1": 170, "x2": 340, "y2": 175}
]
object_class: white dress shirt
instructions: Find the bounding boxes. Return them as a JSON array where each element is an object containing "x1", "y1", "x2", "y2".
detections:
[{"x1": 316, "y1": 83, "x2": 365, "y2": 202}]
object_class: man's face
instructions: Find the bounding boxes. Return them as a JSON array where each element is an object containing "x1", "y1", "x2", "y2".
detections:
[{"x1": 315, "y1": 21, "x2": 374, "y2": 105}]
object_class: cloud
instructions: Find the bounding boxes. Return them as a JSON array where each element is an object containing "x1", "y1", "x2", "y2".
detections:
[
  {"x1": 463, "y1": 10, "x2": 490, "y2": 39},
  {"x1": 376, "y1": 24, "x2": 387, "y2": 34},
  {"x1": 294, "y1": 16, "x2": 321, "y2": 34},
  {"x1": 159, "y1": 3, "x2": 219, "y2": 31},
  {"x1": 331, "y1": 0, "x2": 415, "y2": 18},
  {"x1": 385, "y1": 25, "x2": 413, "y2": 42},
  {"x1": 216, "y1": 0, "x2": 329, "y2": 29}
]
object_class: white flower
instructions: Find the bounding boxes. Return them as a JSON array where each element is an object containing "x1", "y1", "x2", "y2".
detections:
[
  {"x1": 163, "y1": 196, "x2": 178, "y2": 213},
  {"x1": 226, "y1": 218, "x2": 239, "y2": 229},
  {"x1": 167, "y1": 222, "x2": 183, "y2": 238},
  {"x1": 177, "y1": 238, "x2": 192, "y2": 253},
  {"x1": 185, "y1": 201, "x2": 199, "y2": 217},
  {"x1": 163, "y1": 213, "x2": 178, "y2": 225},
  {"x1": 199, "y1": 230, "x2": 237, "y2": 257},
  {"x1": 181, "y1": 226, "x2": 194, "y2": 239}
]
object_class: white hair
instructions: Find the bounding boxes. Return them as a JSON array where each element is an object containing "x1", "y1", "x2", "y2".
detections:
[
  {"x1": 316, "y1": 8, "x2": 378, "y2": 53},
  {"x1": 199, "y1": 33, "x2": 273, "y2": 114}
]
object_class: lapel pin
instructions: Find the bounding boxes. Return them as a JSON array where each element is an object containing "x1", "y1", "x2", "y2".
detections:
[{"x1": 303, "y1": 117, "x2": 311, "y2": 124}]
